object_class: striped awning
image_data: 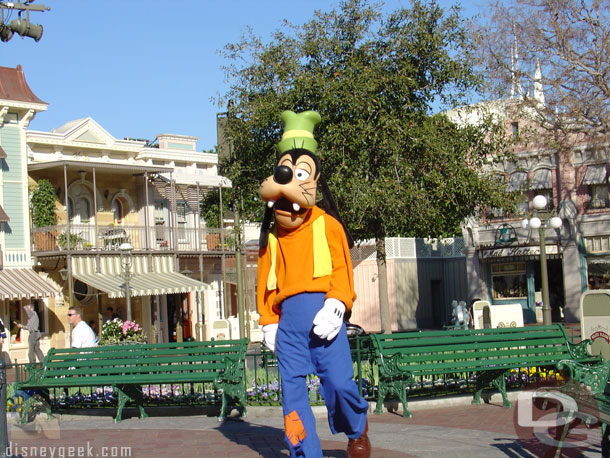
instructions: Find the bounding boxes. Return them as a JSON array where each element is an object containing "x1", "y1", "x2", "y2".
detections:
[
  {"x1": 0, "y1": 268, "x2": 58, "y2": 300},
  {"x1": 530, "y1": 168, "x2": 552, "y2": 190},
  {"x1": 71, "y1": 255, "x2": 206, "y2": 298},
  {"x1": 506, "y1": 172, "x2": 528, "y2": 192},
  {"x1": 583, "y1": 165, "x2": 607, "y2": 185}
]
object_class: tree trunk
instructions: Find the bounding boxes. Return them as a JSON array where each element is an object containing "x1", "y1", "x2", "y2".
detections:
[{"x1": 375, "y1": 233, "x2": 392, "y2": 334}]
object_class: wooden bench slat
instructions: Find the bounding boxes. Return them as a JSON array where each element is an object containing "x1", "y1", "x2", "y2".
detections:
[
  {"x1": 376, "y1": 332, "x2": 566, "y2": 349},
  {"x1": 44, "y1": 361, "x2": 228, "y2": 377},
  {"x1": 385, "y1": 338, "x2": 568, "y2": 355},
  {"x1": 46, "y1": 346, "x2": 243, "y2": 362},
  {"x1": 400, "y1": 345, "x2": 573, "y2": 363},
  {"x1": 45, "y1": 353, "x2": 238, "y2": 368},
  {"x1": 404, "y1": 353, "x2": 583, "y2": 374}
]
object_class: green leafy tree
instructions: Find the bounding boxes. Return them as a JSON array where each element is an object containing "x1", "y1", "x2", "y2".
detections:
[
  {"x1": 218, "y1": 0, "x2": 513, "y2": 332},
  {"x1": 30, "y1": 178, "x2": 57, "y2": 227}
]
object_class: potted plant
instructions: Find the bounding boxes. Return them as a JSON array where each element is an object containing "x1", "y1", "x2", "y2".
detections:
[
  {"x1": 30, "y1": 179, "x2": 57, "y2": 250},
  {"x1": 57, "y1": 232, "x2": 84, "y2": 250},
  {"x1": 100, "y1": 318, "x2": 146, "y2": 345}
]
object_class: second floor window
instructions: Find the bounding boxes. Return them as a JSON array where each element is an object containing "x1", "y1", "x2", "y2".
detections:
[
  {"x1": 583, "y1": 165, "x2": 608, "y2": 209},
  {"x1": 112, "y1": 199, "x2": 123, "y2": 224},
  {"x1": 590, "y1": 184, "x2": 609, "y2": 209},
  {"x1": 536, "y1": 189, "x2": 555, "y2": 211},
  {"x1": 530, "y1": 168, "x2": 554, "y2": 211},
  {"x1": 177, "y1": 202, "x2": 188, "y2": 241}
]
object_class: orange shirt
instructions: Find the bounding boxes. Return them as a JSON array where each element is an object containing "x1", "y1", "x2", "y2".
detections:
[{"x1": 257, "y1": 206, "x2": 356, "y2": 326}]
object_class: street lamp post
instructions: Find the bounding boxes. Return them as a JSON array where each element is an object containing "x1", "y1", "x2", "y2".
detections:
[
  {"x1": 521, "y1": 195, "x2": 563, "y2": 325},
  {"x1": 119, "y1": 242, "x2": 134, "y2": 321}
]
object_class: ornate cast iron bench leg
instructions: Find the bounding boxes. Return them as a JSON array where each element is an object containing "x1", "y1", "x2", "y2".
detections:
[
  {"x1": 472, "y1": 370, "x2": 511, "y2": 407},
  {"x1": 114, "y1": 385, "x2": 148, "y2": 423}
]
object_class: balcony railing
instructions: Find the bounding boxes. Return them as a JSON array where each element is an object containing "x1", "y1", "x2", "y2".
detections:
[{"x1": 31, "y1": 224, "x2": 235, "y2": 254}]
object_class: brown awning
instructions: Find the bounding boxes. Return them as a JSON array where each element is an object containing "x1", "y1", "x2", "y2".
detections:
[
  {"x1": 0, "y1": 145, "x2": 7, "y2": 159},
  {"x1": 0, "y1": 205, "x2": 9, "y2": 223}
]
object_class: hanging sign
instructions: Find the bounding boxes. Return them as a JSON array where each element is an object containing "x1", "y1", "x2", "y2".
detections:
[{"x1": 479, "y1": 245, "x2": 559, "y2": 260}]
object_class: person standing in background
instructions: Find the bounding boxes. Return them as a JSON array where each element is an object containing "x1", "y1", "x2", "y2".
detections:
[
  {"x1": 16, "y1": 304, "x2": 44, "y2": 363},
  {"x1": 68, "y1": 306, "x2": 97, "y2": 348}
]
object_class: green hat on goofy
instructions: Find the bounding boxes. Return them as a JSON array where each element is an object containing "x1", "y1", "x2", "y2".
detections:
[{"x1": 277, "y1": 110, "x2": 322, "y2": 154}]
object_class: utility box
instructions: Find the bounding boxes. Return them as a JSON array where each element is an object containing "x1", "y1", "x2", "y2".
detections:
[{"x1": 580, "y1": 290, "x2": 610, "y2": 361}]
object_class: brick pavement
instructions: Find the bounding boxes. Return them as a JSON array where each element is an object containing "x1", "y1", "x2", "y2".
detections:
[{"x1": 6, "y1": 398, "x2": 604, "y2": 457}]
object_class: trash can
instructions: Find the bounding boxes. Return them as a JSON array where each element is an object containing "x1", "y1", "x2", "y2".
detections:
[{"x1": 580, "y1": 289, "x2": 610, "y2": 361}]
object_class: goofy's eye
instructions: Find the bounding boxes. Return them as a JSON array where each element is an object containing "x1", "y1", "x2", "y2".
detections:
[{"x1": 294, "y1": 168, "x2": 310, "y2": 181}]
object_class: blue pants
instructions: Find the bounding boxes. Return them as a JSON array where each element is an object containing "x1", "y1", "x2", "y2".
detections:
[{"x1": 276, "y1": 293, "x2": 368, "y2": 457}]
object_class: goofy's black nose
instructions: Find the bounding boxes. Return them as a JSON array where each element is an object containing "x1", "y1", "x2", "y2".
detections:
[{"x1": 273, "y1": 165, "x2": 292, "y2": 184}]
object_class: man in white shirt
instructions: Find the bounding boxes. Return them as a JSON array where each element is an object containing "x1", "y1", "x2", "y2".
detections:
[{"x1": 68, "y1": 306, "x2": 98, "y2": 348}]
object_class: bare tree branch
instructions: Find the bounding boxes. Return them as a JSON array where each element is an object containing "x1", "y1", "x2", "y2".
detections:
[{"x1": 476, "y1": 0, "x2": 610, "y2": 139}]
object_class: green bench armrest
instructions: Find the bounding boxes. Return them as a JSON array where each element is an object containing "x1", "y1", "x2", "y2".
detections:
[
  {"x1": 557, "y1": 358, "x2": 610, "y2": 396},
  {"x1": 567, "y1": 339, "x2": 601, "y2": 361}
]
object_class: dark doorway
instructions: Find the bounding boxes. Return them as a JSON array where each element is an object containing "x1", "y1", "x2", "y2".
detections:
[{"x1": 167, "y1": 294, "x2": 192, "y2": 342}]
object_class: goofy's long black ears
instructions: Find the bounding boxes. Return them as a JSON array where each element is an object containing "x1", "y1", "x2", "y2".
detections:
[
  {"x1": 318, "y1": 174, "x2": 354, "y2": 249},
  {"x1": 259, "y1": 205, "x2": 274, "y2": 249}
]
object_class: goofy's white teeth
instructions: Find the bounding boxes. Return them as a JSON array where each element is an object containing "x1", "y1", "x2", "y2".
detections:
[
  {"x1": 292, "y1": 202, "x2": 301, "y2": 212},
  {"x1": 267, "y1": 201, "x2": 275, "y2": 208}
]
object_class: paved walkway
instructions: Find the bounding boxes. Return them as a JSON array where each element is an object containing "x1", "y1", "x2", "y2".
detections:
[{"x1": 7, "y1": 394, "x2": 604, "y2": 457}]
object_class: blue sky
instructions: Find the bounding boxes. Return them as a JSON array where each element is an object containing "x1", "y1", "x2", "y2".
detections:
[{"x1": 1, "y1": 0, "x2": 481, "y2": 152}]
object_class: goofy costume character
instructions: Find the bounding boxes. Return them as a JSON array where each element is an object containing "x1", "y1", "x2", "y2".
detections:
[{"x1": 257, "y1": 110, "x2": 370, "y2": 458}]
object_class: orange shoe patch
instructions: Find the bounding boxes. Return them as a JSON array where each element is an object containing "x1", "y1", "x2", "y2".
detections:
[{"x1": 284, "y1": 410, "x2": 307, "y2": 446}]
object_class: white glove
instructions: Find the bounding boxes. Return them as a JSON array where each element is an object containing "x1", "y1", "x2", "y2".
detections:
[
  {"x1": 261, "y1": 323, "x2": 278, "y2": 353},
  {"x1": 312, "y1": 298, "x2": 345, "y2": 340}
]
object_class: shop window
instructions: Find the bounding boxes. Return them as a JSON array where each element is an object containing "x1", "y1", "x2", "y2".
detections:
[
  {"x1": 590, "y1": 184, "x2": 609, "y2": 209},
  {"x1": 491, "y1": 263, "x2": 527, "y2": 299}
]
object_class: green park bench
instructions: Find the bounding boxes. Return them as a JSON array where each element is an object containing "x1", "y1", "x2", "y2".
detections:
[
  {"x1": 16, "y1": 338, "x2": 248, "y2": 423},
  {"x1": 370, "y1": 324, "x2": 602, "y2": 418},
  {"x1": 543, "y1": 358, "x2": 610, "y2": 456}
]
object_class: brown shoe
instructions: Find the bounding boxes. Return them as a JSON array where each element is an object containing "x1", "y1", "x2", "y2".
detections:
[{"x1": 347, "y1": 420, "x2": 371, "y2": 458}]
